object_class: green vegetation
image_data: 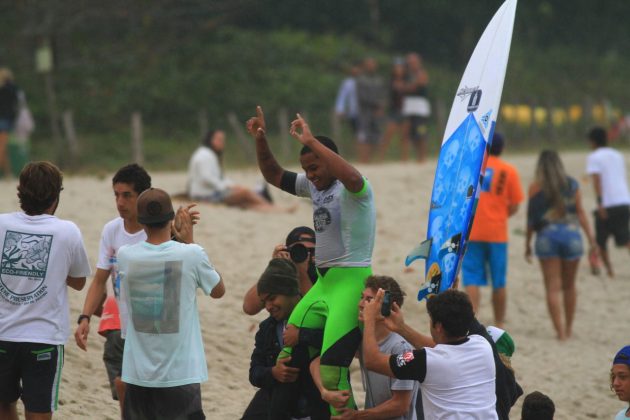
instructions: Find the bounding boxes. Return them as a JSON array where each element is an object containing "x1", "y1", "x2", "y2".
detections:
[{"x1": 1, "y1": 1, "x2": 628, "y2": 172}]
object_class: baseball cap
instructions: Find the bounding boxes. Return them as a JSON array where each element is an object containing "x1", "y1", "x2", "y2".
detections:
[
  {"x1": 487, "y1": 326, "x2": 515, "y2": 357},
  {"x1": 137, "y1": 188, "x2": 174, "y2": 224},
  {"x1": 285, "y1": 226, "x2": 315, "y2": 247},
  {"x1": 614, "y1": 345, "x2": 630, "y2": 366}
]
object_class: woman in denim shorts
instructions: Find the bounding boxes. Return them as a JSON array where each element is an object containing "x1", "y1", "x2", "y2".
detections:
[{"x1": 525, "y1": 150, "x2": 597, "y2": 341}]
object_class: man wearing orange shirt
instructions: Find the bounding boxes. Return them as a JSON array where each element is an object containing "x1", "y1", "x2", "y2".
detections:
[{"x1": 462, "y1": 133, "x2": 523, "y2": 328}]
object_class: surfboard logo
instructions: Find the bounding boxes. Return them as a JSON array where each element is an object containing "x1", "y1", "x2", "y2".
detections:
[
  {"x1": 467, "y1": 89, "x2": 482, "y2": 112},
  {"x1": 481, "y1": 109, "x2": 493, "y2": 129},
  {"x1": 456, "y1": 86, "x2": 479, "y2": 101}
]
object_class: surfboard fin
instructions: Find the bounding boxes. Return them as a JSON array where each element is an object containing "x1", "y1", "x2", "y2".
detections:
[{"x1": 405, "y1": 238, "x2": 432, "y2": 266}]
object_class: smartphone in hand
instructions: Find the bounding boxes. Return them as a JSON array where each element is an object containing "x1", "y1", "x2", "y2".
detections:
[{"x1": 381, "y1": 291, "x2": 392, "y2": 317}]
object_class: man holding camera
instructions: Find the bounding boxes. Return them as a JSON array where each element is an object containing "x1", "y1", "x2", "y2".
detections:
[{"x1": 242, "y1": 226, "x2": 316, "y2": 316}]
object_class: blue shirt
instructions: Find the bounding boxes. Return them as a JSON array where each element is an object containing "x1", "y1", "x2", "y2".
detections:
[{"x1": 118, "y1": 240, "x2": 220, "y2": 387}]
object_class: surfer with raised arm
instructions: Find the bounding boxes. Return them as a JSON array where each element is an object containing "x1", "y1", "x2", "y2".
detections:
[{"x1": 246, "y1": 106, "x2": 376, "y2": 416}]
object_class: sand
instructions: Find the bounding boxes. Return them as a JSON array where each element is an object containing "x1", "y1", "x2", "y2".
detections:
[{"x1": 1, "y1": 150, "x2": 628, "y2": 419}]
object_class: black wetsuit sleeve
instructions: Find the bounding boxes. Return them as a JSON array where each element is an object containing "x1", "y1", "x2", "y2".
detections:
[
  {"x1": 388, "y1": 349, "x2": 427, "y2": 382},
  {"x1": 298, "y1": 327, "x2": 323, "y2": 350},
  {"x1": 280, "y1": 171, "x2": 298, "y2": 196},
  {"x1": 249, "y1": 324, "x2": 276, "y2": 389}
]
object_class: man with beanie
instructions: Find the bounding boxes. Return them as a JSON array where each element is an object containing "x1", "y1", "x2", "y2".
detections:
[
  {"x1": 462, "y1": 132, "x2": 524, "y2": 328},
  {"x1": 242, "y1": 258, "x2": 328, "y2": 420},
  {"x1": 117, "y1": 188, "x2": 225, "y2": 420}
]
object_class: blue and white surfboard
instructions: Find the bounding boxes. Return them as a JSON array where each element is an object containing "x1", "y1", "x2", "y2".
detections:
[{"x1": 406, "y1": 0, "x2": 517, "y2": 300}]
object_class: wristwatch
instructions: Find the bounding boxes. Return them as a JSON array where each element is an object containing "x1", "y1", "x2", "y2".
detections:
[{"x1": 77, "y1": 314, "x2": 90, "y2": 324}]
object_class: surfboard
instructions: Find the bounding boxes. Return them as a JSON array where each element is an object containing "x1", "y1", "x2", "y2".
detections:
[{"x1": 406, "y1": 0, "x2": 518, "y2": 300}]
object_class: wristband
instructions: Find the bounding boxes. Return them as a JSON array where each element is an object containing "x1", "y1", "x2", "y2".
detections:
[{"x1": 77, "y1": 314, "x2": 90, "y2": 325}]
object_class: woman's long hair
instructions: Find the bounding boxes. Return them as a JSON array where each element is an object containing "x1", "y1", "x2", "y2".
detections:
[
  {"x1": 202, "y1": 129, "x2": 224, "y2": 170},
  {"x1": 535, "y1": 150, "x2": 568, "y2": 217}
]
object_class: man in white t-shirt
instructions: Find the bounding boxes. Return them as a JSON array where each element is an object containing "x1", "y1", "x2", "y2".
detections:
[
  {"x1": 118, "y1": 188, "x2": 225, "y2": 420},
  {"x1": 585, "y1": 127, "x2": 630, "y2": 277},
  {"x1": 73, "y1": 163, "x2": 152, "y2": 413},
  {"x1": 0, "y1": 161, "x2": 92, "y2": 419},
  {"x1": 362, "y1": 289, "x2": 497, "y2": 419}
]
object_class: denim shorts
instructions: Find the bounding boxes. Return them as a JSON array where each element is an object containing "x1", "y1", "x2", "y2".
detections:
[{"x1": 535, "y1": 223, "x2": 583, "y2": 260}]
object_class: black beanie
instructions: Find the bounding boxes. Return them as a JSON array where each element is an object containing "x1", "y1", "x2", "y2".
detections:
[{"x1": 257, "y1": 258, "x2": 299, "y2": 296}]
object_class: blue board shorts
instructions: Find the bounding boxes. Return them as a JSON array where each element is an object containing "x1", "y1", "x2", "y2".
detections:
[
  {"x1": 535, "y1": 223, "x2": 583, "y2": 260},
  {"x1": 462, "y1": 241, "x2": 507, "y2": 289}
]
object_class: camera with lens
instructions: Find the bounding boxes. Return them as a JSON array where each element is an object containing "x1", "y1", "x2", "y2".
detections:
[{"x1": 289, "y1": 243, "x2": 311, "y2": 263}]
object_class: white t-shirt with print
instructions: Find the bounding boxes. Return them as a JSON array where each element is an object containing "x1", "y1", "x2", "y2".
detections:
[
  {"x1": 586, "y1": 147, "x2": 630, "y2": 208},
  {"x1": 295, "y1": 175, "x2": 375, "y2": 267},
  {"x1": 0, "y1": 212, "x2": 92, "y2": 344},
  {"x1": 97, "y1": 217, "x2": 146, "y2": 335},
  {"x1": 119, "y1": 240, "x2": 221, "y2": 387},
  {"x1": 422, "y1": 334, "x2": 497, "y2": 419}
]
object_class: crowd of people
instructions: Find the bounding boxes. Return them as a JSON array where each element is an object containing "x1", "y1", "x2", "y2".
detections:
[
  {"x1": 0, "y1": 103, "x2": 628, "y2": 419},
  {"x1": 335, "y1": 54, "x2": 430, "y2": 164}
]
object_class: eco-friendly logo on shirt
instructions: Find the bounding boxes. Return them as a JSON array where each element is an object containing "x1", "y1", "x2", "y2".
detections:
[{"x1": 0, "y1": 231, "x2": 52, "y2": 305}]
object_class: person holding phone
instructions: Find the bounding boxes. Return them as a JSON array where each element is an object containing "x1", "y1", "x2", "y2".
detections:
[{"x1": 311, "y1": 275, "x2": 420, "y2": 420}]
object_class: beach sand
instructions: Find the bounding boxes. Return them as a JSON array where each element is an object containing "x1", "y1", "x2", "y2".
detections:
[{"x1": 2, "y1": 150, "x2": 628, "y2": 419}]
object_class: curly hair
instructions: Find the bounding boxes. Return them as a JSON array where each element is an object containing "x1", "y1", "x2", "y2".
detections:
[
  {"x1": 112, "y1": 163, "x2": 151, "y2": 195},
  {"x1": 426, "y1": 289, "x2": 473, "y2": 339},
  {"x1": 17, "y1": 161, "x2": 63, "y2": 215},
  {"x1": 364, "y1": 275, "x2": 405, "y2": 308}
]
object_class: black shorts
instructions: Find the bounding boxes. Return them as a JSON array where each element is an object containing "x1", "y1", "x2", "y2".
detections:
[
  {"x1": 102, "y1": 329, "x2": 124, "y2": 400},
  {"x1": 0, "y1": 341, "x2": 64, "y2": 413},
  {"x1": 594, "y1": 205, "x2": 630, "y2": 250},
  {"x1": 407, "y1": 116, "x2": 428, "y2": 142},
  {"x1": 123, "y1": 383, "x2": 205, "y2": 420}
]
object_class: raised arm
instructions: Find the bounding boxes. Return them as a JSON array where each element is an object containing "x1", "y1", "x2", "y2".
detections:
[
  {"x1": 246, "y1": 106, "x2": 286, "y2": 188},
  {"x1": 383, "y1": 302, "x2": 435, "y2": 349},
  {"x1": 290, "y1": 114, "x2": 364, "y2": 193},
  {"x1": 362, "y1": 289, "x2": 396, "y2": 377}
]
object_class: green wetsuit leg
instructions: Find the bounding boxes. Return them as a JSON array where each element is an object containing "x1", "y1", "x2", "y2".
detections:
[{"x1": 282, "y1": 266, "x2": 370, "y2": 415}]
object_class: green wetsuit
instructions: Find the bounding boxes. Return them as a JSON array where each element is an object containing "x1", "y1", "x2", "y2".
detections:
[{"x1": 280, "y1": 173, "x2": 376, "y2": 414}]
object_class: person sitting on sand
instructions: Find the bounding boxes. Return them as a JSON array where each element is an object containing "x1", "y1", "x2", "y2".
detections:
[
  {"x1": 187, "y1": 129, "x2": 288, "y2": 212},
  {"x1": 612, "y1": 345, "x2": 630, "y2": 420}
]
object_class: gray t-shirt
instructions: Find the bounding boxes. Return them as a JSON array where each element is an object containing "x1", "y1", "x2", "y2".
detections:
[
  {"x1": 295, "y1": 175, "x2": 375, "y2": 268},
  {"x1": 359, "y1": 333, "x2": 418, "y2": 420}
]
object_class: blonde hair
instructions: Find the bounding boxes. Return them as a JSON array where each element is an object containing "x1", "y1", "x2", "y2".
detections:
[{"x1": 535, "y1": 150, "x2": 568, "y2": 218}]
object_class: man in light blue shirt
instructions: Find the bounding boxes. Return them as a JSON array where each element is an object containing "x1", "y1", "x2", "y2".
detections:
[{"x1": 118, "y1": 188, "x2": 225, "y2": 420}]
